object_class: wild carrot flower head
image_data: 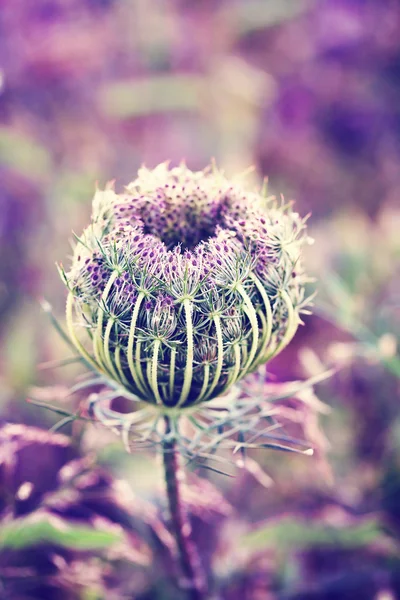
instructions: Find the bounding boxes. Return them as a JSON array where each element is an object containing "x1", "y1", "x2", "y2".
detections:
[{"x1": 61, "y1": 163, "x2": 312, "y2": 411}]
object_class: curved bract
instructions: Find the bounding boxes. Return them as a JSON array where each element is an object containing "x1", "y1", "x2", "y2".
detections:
[{"x1": 62, "y1": 163, "x2": 312, "y2": 408}]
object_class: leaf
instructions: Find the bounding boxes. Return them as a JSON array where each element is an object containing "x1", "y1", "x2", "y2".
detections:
[
  {"x1": 242, "y1": 516, "x2": 384, "y2": 552},
  {"x1": 0, "y1": 514, "x2": 122, "y2": 551}
]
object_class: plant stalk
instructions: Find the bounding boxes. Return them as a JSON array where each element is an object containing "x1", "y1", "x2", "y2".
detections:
[{"x1": 162, "y1": 416, "x2": 206, "y2": 599}]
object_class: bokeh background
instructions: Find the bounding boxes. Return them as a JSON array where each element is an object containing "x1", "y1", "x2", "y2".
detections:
[{"x1": 0, "y1": 1, "x2": 400, "y2": 599}]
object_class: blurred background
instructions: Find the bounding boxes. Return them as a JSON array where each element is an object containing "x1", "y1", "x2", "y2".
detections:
[{"x1": 0, "y1": 1, "x2": 399, "y2": 598}]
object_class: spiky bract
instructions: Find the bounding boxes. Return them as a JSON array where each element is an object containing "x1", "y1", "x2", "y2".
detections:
[{"x1": 62, "y1": 163, "x2": 312, "y2": 409}]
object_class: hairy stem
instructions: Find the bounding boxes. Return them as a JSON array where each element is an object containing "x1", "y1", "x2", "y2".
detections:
[{"x1": 162, "y1": 417, "x2": 206, "y2": 599}]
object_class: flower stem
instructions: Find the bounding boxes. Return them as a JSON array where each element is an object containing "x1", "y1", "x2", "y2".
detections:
[{"x1": 162, "y1": 416, "x2": 206, "y2": 599}]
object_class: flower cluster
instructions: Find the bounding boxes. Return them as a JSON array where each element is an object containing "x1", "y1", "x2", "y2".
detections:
[{"x1": 61, "y1": 163, "x2": 312, "y2": 409}]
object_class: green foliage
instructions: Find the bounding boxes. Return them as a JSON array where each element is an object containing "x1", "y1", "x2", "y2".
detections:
[
  {"x1": 242, "y1": 516, "x2": 385, "y2": 552},
  {"x1": 0, "y1": 514, "x2": 122, "y2": 551}
]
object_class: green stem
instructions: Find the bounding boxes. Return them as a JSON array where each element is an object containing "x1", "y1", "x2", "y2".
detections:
[
  {"x1": 93, "y1": 271, "x2": 118, "y2": 372},
  {"x1": 66, "y1": 292, "x2": 101, "y2": 373},
  {"x1": 224, "y1": 343, "x2": 241, "y2": 390},
  {"x1": 150, "y1": 340, "x2": 163, "y2": 404},
  {"x1": 103, "y1": 318, "x2": 120, "y2": 380},
  {"x1": 250, "y1": 274, "x2": 273, "y2": 365},
  {"x1": 237, "y1": 284, "x2": 259, "y2": 373},
  {"x1": 135, "y1": 340, "x2": 149, "y2": 393},
  {"x1": 194, "y1": 363, "x2": 210, "y2": 404},
  {"x1": 127, "y1": 292, "x2": 147, "y2": 396},
  {"x1": 169, "y1": 347, "x2": 177, "y2": 401},
  {"x1": 203, "y1": 314, "x2": 223, "y2": 402},
  {"x1": 114, "y1": 345, "x2": 130, "y2": 387},
  {"x1": 177, "y1": 299, "x2": 194, "y2": 407},
  {"x1": 265, "y1": 289, "x2": 298, "y2": 361}
]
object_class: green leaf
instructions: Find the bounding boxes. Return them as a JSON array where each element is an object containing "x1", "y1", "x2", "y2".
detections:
[
  {"x1": 242, "y1": 516, "x2": 384, "y2": 552},
  {"x1": 0, "y1": 514, "x2": 122, "y2": 551}
]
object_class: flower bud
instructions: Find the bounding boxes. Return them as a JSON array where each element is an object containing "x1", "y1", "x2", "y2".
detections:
[{"x1": 62, "y1": 163, "x2": 311, "y2": 409}]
